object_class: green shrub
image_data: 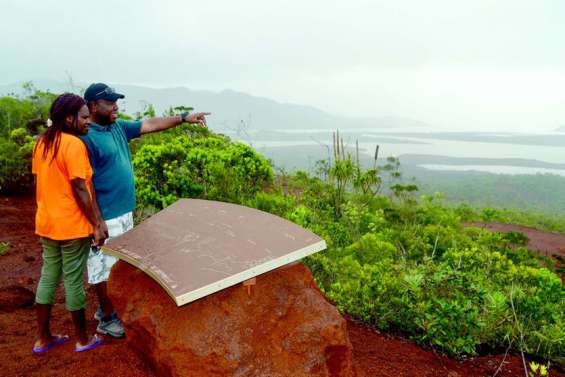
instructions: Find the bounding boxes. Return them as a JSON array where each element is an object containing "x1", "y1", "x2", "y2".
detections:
[
  {"x1": 0, "y1": 242, "x2": 10, "y2": 255},
  {"x1": 312, "y1": 211, "x2": 564, "y2": 358},
  {"x1": 0, "y1": 128, "x2": 36, "y2": 193},
  {"x1": 0, "y1": 87, "x2": 53, "y2": 194},
  {"x1": 245, "y1": 192, "x2": 295, "y2": 217},
  {"x1": 133, "y1": 134, "x2": 273, "y2": 208}
]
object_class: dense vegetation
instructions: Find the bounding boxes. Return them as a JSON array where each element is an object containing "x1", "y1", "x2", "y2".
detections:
[
  {"x1": 408, "y1": 168, "x2": 565, "y2": 227},
  {"x1": 0, "y1": 84, "x2": 54, "y2": 193},
  {"x1": 1, "y1": 88, "x2": 564, "y2": 364},
  {"x1": 132, "y1": 126, "x2": 272, "y2": 209}
]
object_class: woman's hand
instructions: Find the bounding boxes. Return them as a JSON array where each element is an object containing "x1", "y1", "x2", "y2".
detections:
[
  {"x1": 71, "y1": 178, "x2": 109, "y2": 246},
  {"x1": 92, "y1": 223, "x2": 108, "y2": 247},
  {"x1": 99, "y1": 221, "x2": 109, "y2": 239}
]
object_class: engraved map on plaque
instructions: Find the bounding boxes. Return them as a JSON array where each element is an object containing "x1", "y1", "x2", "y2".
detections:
[{"x1": 101, "y1": 199, "x2": 327, "y2": 306}]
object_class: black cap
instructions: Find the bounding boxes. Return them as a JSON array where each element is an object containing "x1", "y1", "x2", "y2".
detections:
[{"x1": 84, "y1": 83, "x2": 125, "y2": 102}]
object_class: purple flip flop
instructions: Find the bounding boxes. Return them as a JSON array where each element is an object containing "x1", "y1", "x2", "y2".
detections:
[
  {"x1": 75, "y1": 334, "x2": 104, "y2": 352},
  {"x1": 32, "y1": 334, "x2": 70, "y2": 354}
]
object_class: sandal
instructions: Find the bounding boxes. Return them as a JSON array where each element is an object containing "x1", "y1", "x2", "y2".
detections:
[
  {"x1": 75, "y1": 334, "x2": 104, "y2": 352},
  {"x1": 32, "y1": 334, "x2": 70, "y2": 354}
]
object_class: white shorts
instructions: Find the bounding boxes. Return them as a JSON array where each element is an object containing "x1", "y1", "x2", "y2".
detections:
[{"x1": 87, "y1": 212, "x2": 134, "y2": 285}]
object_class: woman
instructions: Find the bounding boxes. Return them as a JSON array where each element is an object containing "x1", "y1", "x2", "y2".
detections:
[{"x1": 32, "y1": 93, "x2": 107, "y2": 353}]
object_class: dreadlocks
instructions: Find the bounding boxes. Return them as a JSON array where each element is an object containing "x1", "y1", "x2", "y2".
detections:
[{"x1": 35, "y1": 93, "x2": 86, "y2": 162}]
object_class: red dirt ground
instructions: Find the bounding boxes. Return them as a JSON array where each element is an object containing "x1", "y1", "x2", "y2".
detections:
[
  {"x1": 1, "y1": 195, "x2": 563, "y2": 377},
  {"x1": 465, "y1": 222, "x2": 565, "y2": 260}
]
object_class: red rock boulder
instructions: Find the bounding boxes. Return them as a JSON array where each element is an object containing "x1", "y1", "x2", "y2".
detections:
[{"x1": 108, "y1": 261, "x2": 355, "y2": 377}]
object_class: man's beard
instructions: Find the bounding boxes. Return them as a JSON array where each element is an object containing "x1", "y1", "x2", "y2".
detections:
[{"x1": 97, "y1": 113, "x2": 114, "y2": 125}]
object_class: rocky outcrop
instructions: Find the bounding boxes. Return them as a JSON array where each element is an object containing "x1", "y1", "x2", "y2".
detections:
[{"x1": 108, "y1": 261, "x2": 355, "y2": 377}]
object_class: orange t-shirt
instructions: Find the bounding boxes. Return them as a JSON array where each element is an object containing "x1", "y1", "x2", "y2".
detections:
[{"x1": 32, "y1": 132, "x2": 94, "y2": 240}]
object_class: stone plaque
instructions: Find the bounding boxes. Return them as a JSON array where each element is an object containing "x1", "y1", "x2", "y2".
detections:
[{"x1": 102, "y1": 199, "x2": 326, "y2": 306}]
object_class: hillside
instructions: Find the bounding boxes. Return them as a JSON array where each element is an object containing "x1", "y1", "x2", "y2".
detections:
[{"x1": 0, "y1": 79, "x2": 429, "y2": 131}]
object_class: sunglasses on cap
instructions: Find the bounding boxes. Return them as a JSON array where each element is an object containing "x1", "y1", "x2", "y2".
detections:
[{"x1": 95, "y1": 86, "x2": 118, "y2": 97}]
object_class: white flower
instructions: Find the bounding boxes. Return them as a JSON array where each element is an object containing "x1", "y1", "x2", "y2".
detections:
[{"x1": 46, "y1": 119, "x2": 53, "y2": 127}]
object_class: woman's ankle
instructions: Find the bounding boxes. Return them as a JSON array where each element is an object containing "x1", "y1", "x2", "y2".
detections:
[
  {"x1": 76, "y1": 334, "x2": 96, "y2": 347},
  {"x1": 34, "y1": 334, "x2": 53, "y2": 347},
  {"x1": 76, "y1": 334, "x2": 89, "y2": 346}
]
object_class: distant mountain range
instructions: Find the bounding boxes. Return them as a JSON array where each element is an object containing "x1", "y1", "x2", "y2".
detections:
[{"x1": 0, "y1": 79, "x2": 429, "y2": 131}]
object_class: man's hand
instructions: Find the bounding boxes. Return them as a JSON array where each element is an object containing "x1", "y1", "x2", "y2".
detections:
[
  {"x1": 186, "y1": 112, "x2": 210, "y2": 127},
  {"x1": 141, "y1": 112, "x2": 212, "y2": 135}
]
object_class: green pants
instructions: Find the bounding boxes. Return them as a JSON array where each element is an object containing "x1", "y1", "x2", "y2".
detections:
[{"x1": 35, "y1": 237, "x2": 89, "y2": 311}]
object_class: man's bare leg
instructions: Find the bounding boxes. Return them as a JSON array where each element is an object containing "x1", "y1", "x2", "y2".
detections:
[{"x1": 95, "y1": 281, "x2": 114, "y2": 318}]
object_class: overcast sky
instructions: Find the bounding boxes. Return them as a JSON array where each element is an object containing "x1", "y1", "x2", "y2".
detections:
[{"x1": 1, "y1": 0, "x2": 564, "y2": 131}]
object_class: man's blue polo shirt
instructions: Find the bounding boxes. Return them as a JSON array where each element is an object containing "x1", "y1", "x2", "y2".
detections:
[{"x1": 80, "y1": 119, "x2": 142, "y2": 220}]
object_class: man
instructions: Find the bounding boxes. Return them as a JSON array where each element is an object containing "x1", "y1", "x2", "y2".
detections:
[{"x1": 81, "y1": 83, "x2": 209, "y2": 337}]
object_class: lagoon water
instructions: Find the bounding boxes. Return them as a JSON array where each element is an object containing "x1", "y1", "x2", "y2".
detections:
[
  {"x1": 357, "y1": 137, "x2": 565, "y2": 164},
  {"x1": 226, "y1": 128, "x2": 565, "y2": 176},
  {"x1": 419, "y1": 164, "x2": 565, "y2": 176}
]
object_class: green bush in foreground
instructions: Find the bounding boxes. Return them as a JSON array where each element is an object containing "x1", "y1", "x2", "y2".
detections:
[
  {"x1": 0, "y1": 88, "x2": 53, "y2": 193},
  {"x1": 300, "y1": 192, "x2": 565, "y2": 360},
  {"x1": 0, "y1": 129, "x2": 36, "y2": 193},
  {"x1": 318, "y1": 239, "x2": 563, "y2": 357},
  {"x1": 133, "y1": 134, "x2": 273, "y2": 208}
]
